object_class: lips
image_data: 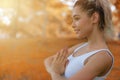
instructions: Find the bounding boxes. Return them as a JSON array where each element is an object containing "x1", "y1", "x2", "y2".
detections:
[
  {"x1": 74, "y1": 29, "x2": 80, "y2": 31},
  {"x1": 74, "y1": 29, "x2": 80, "y2": 33},
  {"x1": 74, "y1": 30, "x2": 79, "y2": 31}
]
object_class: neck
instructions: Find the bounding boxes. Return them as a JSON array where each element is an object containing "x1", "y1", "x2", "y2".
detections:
[{"x1": 87, "y1": 27, "x2": 107, "y2": 48}]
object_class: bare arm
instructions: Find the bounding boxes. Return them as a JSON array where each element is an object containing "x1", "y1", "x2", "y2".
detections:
[
  {"x1": 44, "y1": 42, "x2": 90, "y2": 80},
  {"x1": 45, "y1": 51, "x2": 112, "y2": 80},
  {"x1": 44, "y1": 42, "x2": 113, "y2": 80},
  {"x1": 51, "y1": 73, "x2": 68, "y2": 80},
  {"x1": 68, "y1": 51, "x2": 112, "y2": 80},
  {"x1": 44, "y1": 47, "x2": 69, "y2": 80}
]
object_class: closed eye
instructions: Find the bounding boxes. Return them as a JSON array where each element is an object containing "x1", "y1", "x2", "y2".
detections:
[
  {"x1": 73, "y1": 17, "x2": 80, "y2": 21},
  {"x1": 72, "y1": 15, "x2": 80, "y2": 21},
  {"x1": 75, "y1": 17, "x2": 80, "y2": 20}
]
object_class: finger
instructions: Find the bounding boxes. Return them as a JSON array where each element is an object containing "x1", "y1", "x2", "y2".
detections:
[
  {"x1": 62, "y1": 48, "x2": 68, "y2": 63},
  {"x1": 60, "y1": 48, "x2": 68, "y2": 62},
  {"x1": 64, "y1": 59, "x2": 69, "y2": 67},
  {"x1": 65, "y1": 47, "x2": 70, "y2": 57},
  {"x1": 55, "y1": 47, "x2": 68, "y2": 63},
  {"x1": 54, "y1": 51, "x2": 60, "y2": 62},
  {"x1": 56, "y1": 49, "x2": 64, "y2": 62}
]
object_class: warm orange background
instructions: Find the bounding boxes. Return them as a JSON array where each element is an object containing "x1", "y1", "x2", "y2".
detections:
[
  {"x1": 0, "y1": 38, "x2": 119, "y2": 80},
  {"x1": 0, "y1": 0, "x2": 120, "y2": 80}
]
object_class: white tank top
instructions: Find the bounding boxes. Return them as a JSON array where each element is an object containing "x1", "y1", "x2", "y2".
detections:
[{"x1": 64, "y1": 43, "x2": 114, "y2": 80}]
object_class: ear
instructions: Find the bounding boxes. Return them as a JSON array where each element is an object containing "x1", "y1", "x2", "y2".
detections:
[{"x1": 91, "y1": 12, "x2": 99, "y2": 24}]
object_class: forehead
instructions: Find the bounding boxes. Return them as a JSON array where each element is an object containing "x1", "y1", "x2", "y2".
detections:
[{"x1": 72, "y1": 6, "x2": 86, "y2": 17}]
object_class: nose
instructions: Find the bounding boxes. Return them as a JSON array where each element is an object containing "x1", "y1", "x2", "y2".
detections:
[{"x1": 72, "y1": 21, "x2": 76, "y2": 28}]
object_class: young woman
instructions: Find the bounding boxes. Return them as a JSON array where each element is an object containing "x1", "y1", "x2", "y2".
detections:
[{"x1": 44, "y1": 0, "x2": 114, "y2": 80}]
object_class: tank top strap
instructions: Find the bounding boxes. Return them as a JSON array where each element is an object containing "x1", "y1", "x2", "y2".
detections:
[
  {"x1": 100, "y1": 50, "x2": 114, "y2": 78},
  {"x1": 81, "y1": 49, "x2": 114, "y2": 78},
  {"x1": 68, "y1": 42, "x2": 88, "y2": 60},
  {"x1": 81, "y1": 49, "x2": 113, "y2": 64},
  {"x1": 74, "y1": 42, "x2": 88, "y2": 53}
]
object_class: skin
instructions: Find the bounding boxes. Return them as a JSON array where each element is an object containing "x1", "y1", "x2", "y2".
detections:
[{"x1": 44, "y1": 6, "x2": 113, "y2": 80}]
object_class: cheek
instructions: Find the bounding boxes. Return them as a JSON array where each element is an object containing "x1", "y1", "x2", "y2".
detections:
[
  {"x1": 77, "y1": 22, "x2": 93, "y2": 37},
  {"x1": 77, "y1": 27, "x2": 93, "y2": 39},
  {"x1": 76, "y1": 20, "x2": 85, "y2": 29},
  {"x1": 83, "y1": 21, "x2": 93, "y2": 33},
  {"x1": 83, "y1": 25, "x2": 93, "y2": 38},
  {"x1": 79, "y1": 18, "x2": 90, "y2": 25}
]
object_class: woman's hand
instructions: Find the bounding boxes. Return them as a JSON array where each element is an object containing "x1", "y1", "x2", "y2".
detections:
[{"x1": 44, "y1": 47, "x2": 69, "y2": 75}]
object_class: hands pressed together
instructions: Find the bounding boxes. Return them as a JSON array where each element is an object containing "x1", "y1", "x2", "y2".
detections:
[{"x1": 44, "y1": 47, "x2": 69, "y2": 76}]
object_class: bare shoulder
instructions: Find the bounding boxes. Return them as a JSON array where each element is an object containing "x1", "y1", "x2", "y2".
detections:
[
  {"x1": 68, "y1": 42, "x2": 87, "y2": 55},
  {"x1": 68, "y1": 51, "x2": 113, "y2": 80},
  {"x1": 89, "y1": 51, "x2": 113, "y2": 66},
  {"x1": 85, "y1": 51, "x2": 113, "y2": 76}
]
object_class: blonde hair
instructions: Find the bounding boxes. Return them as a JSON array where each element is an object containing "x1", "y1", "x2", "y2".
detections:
[{"x1": 74, "y1": 0, "x2": 113, "y2": 32}]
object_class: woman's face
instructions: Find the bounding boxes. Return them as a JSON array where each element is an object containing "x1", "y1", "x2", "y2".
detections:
[{"x1": 72, "y1": 6, "x2": 94, "y2": 39}]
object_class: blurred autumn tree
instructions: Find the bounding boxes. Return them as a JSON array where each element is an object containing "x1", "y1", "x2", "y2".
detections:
[
  {"x1": 0, "y1": 0, "x2": 119, "y2": 39},
  {"x1": 0, "y1": 0, "x2": 74, "y2": 39},
  {"x1": 111, "y1": 0, "x2": 120, "y2": 40}
]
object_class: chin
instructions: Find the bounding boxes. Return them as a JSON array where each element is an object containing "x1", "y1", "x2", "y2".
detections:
[{"x1": 77, "y1": 34, "x2": 86, "y2": 40}]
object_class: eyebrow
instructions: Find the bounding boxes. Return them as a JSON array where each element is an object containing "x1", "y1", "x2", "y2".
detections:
[{"x1": 72, "y1": 15, "x2": 80, "y2": 18}]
